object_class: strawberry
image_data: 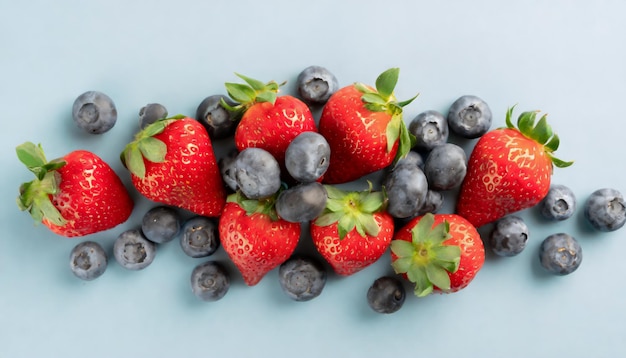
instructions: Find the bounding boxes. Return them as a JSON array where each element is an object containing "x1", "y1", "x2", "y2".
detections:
[
  {"x1": 222, "y1": 73, "x2": 317, "y2": 167},
  {"x1": 390, "y1": 213, "x2": 484, "y2": 297},
  {"x1": 310, "y1": 184, "x2": 394, "y2": 276},
  {"x1": 219, "y1": 191, "x2": 301, "y2": 286},
  {"x1": 456, "y1": 107, "x2": 573, "y2": 228},
  {"x1": 318, "y1": 68, "x2": 417, "y2": 184},
  {"x1": 121, "y1": 115, "x2": 226, "y2": 217},
  {"x1": 16, "y1": 142, "x2": 133, "y2": 237}
]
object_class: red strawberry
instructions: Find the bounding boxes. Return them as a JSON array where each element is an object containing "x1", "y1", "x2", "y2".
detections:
[
  {"x1": 16, "y1": 142, "x2": 133, "y2": 237},
  {"x1": 310, "y1": 185, "x2": 394, "y2": 276},
  {"x1": 391, "y1": 213, "x2": 484, "y2": 297},
  {"x1": 121, "y1": 115, "x2": 226, "y2": 217},
  {"x1": 456, "y1": 107, "x2": 573, "y2": 228},
  {"x1": 219, "y1": 191, "x2": 300, "y2": 286},
  {"x1": 318, "y1": 68, "x2": 417, "y2": 184},
  {"x1": 222, "y1": 73, "x2": 317, "y2": 166}
]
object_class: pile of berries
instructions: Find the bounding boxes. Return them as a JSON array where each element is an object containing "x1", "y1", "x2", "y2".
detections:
[{"x1": 16, "y1": 66, "x2": 626, "y2": 314}]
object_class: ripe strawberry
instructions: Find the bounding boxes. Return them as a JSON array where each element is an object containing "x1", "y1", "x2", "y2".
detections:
[
  {"x1": 16, "y1": 142, "x2": 133, "y2": 237},
  {"x1": 310, "y1": 185, "x2": 394, "y2": 276},
  {"x1": 391, "y1": 213, "x2": 484, "y2": 297},
  {"x1": 222, "y1": 73, "x2": 317, "y2": 166},
  {"x1": 219, "y1": 191, "x2": 301, "y2": 286},
  {"x1": 318, "y1": 68, "x2": 417, "y2": 184},
  {"x1": 456, "y1": 107, "x2": 573, "y2": 228},
  {"x1": 121, "y1": 115, "x2": 226, "y2": 217}
]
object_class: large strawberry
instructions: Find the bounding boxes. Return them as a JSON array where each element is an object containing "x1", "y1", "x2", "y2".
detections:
[
  {"x1": 318, "y1": 68, "x2": 417, "y2": 184},
  {"x1": 391, "y1": 213, "x2": 484, "y2": 297},
  {"x1": 219, "y1": 191, "x2": 300, "y2": 286},
  {"x1": 121, "y1": 115, "x2": 226, "y2": 217},
  {"x1": 16, "y1": 142, "x2": 133, "y2": 237},
  {"x1": 456, "y1": 107, "x2": 573, "y2": 228},
  {"x1": 222, "y1": 73, "x2": 317, "y2": 167},
  {"x1": 310, "y1": 184, "x2": 394, "y2": 276}
]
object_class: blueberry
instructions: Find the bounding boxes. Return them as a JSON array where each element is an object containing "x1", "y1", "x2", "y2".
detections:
[
  {"x1": 196, "y1": 95, "x2": 239, "y2": 139},
  {"x1": 489, "y1": 216, "x2": 529, "y2": 257},
  {"x1": 233, "y1": 147, "x2": 282, "y2": 199},
  {"x1": 113, "y1": 229, "x2": 156, "y2": 270},
  {"x1": 423, "y1": 143, "x2": 467, "y2": 190},
  {"x1": 296, "y1": 66, "x2": 339, "y2": 105},
  {"x1": 276, "y1": 182, "x2": 327, "y2": 223},
  {"x1": 384, "y1": 163, "x2": 429, "y2": 218},
  {"x1": 367, "y1": 276, "x2": 406, "y2": 314},
  {"x1": 285, "y1": 131, "x2": 331, "y2": 183},
  {"x1": 540, "y1": 184, "x2": 577, "y2": 221},
  {"x1": 219, "y1": 149, "x2": 239, "y2": 192},
  {"x1": 394, "y1": 151, "x2": 424, "y2": 170},
  {"x1": 180, "y1": 216, "x2": 220, "y2": 258},
  {"x1": 447, "y1": 95, "x2": 492, "y2": 139},
  {"x1": 278, "y1": 255, "x2": 327, "y2": 302},
  {"x1": 72, "y1": 91, "x2": 117, "y2": 134},
  {"x1": 190, "y1": 261, "x2": 230, "y2": 302},
  {"x1": 539, "y1": 233, "x2": 582, "y2": 275},
  {"x1": 141, "y1": 206, "x2": 181, "y2": 244},
  {"x1": 408, "y1": 110, "x2": 449, "y2": 152},
  {"x1": 69, "y1": 241, "x2": 108, "y2": 281},
  {"x1": 139, "y1": 103, "x2": 168, "y2": 129},
  {"x1": 583, "y1": 188, "x2": 626, "y2": 232},
  {"x1": 416, "y1": 190, "x2": 444, "y2": 216}
]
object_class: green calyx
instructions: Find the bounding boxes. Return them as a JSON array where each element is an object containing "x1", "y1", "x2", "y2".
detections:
[
  {"x1": 120, "y1": 115, "x2": 186, "y2": 178},
  {"x1": 390, "y1": 213, "x2": 461, "y2": 297},
  {"x1": 15, "y1": 141, "x2": 67, "y2": 226},
  {"x1": 505, "y1": 106, "x2": 573, "y2": 168},
  {"x1": 354, "y1": 68, "x2": 418, "y2": 164},
  {"x1": 221, "y1": 73, "x2": 286, "y2": 121},
  {"x1": 227, "y1": 189, "x2": 282, "y2": 221},
  {"x1": 313, "y1": 183, "x2": 385, "y2": 240}
]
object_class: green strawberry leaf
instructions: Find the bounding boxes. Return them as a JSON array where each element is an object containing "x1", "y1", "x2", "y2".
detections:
[
  {"x1": 397, "y1": 94, "x2": 419, "y2": 108},
  {"x1": 255, "y1": 91, "x2": 277, "y2": 104},
  {"x1": 125, "y1": 146, "x2": 146, "y2": 178},
  {"x1": 16, "y1": 142, "x2": 47, "y2": 173},
  {"x1": 391, "y1": 256, "x2": 413, "y2": 274},
  {"x1": 407, "y1": 266, "x2": 433, "y2": 297},
  {"x1": 533, "y1": 114, "x2": 553, "y2": 144},
  {"x1": 361, "y1": 93, "x2": 387, "y2": 105},
  {"x1": 375, "y1": 67, "x2": 399, "y2": 101},
  {"x1": 386, "y1": 113, "x2": 402, "y2": 153},
  {"x1": 425, "y1": 263, "x2": 451, "y2": 291},
  {"x1": 235, "y1": 73, "x2": 267, "y2": 91},
  {"x1": 548, "y1": 153, "x2": 574, "y2": 168},
  {"x1": 225, "y1": 83, "x2": 257, "y2": 104},
  {"x1": 315, "y1": 211, "x2": 344, "y2": 227},
  {"x1": 138, "y1": 137, "x2": 167, "y2": 163},
  {"x1": 390, "y1": 240, "x2": 416, "y2": 258}
]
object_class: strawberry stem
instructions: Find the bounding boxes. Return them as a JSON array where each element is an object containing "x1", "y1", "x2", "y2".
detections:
[{"x1": 223, "y1": 73, "x2": 286, "y2": 121}]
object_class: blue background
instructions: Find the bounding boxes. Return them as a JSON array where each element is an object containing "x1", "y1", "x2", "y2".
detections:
[{"x1": 1, "y1": 1, "x2": 625, "y2": 357}]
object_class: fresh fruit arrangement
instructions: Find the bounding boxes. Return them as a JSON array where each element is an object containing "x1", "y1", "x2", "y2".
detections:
[{"x1": 15, "y1": 66, "x2": 625, "y2": 315}]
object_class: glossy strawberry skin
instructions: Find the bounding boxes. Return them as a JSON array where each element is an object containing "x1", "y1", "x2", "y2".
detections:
[
  {"x1": 219, "y1": 202, "x2": 300, "y2": 286},
  {"x1": 456, "y1": 128, "x2": 553, "y2": 228},
  {"x1": 392, "y1": 214, "x2": 484, "y2": 293},
  {"x1": 46, "y1": 151, "x2": 133, "y2": 237},
  {"x1": 310, "y1": 212, "x2": 394, "y2": 276},
  {"x1": 234, "y1": 95, "x2": 317, "y2": 165},
  {"x1": 130, "y1": 118, "x2": 226, "y2": 217},
  {"x1": 319, "y1": 85, "x2": 398, "y2": 184}
]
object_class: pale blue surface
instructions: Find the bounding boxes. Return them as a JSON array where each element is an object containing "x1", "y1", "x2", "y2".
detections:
[{"x1": 1, "y1": 1, "x2": 625, "y2": 357}]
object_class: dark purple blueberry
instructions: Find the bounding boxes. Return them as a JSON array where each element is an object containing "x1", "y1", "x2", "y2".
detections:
[
  {"x1": 394, "y1": 151, "x2": 424, "y2": 170},
  {"x1": 408, "y1": 110, "x2": 449, "y2": 152},
  {"x1": 191, "y1": 261, "x2": 230, "y2": 302},
  {"x1": 583, "y1": 188, "x2": 626, "y2": 232},
  {"x1": 489, "y1": 216, "x2": 529, "y2": 257},
  {"x1": 219, "y1": 149, "x2": 239, "y2": 192},
  {"x1": 72, "y1": 91, "x2": 117, "y2": 134},
  {"x1": 141, "y1": 206, "x2": 181, "y2": 244},
  {"x1": 296, "y1": 66, "x2": 339, "y2": 105},
  {"x1": 276, "y1": 182, "x2": 327, "y2": 223},
  {"x1": 539, "y1": 233, "x2": 582, "y2": 275},
  {"x1": 113, "y1": 229, "x2": 156, "y2": 270},
  {"x1": 195, "y1": 95, "x2": 239, "y2": 139},
  {"x1": 180, "y1": 216, "x2": 220, "y2": 258},
  {"x1": 423, "y1": 143, "x2": 467, "y2": 190},
  {"x1": 285, "y1": 131, "x2": 331, "y2": 183},
  {"x1": 367, "y1": 276, "x2": 406, "y2": 314},
  {"x1": 447, "y1": 95, "x2": 492, "y2": 139},
  {"x1": 384, "y1": 163, "x2": 429, "y2": 219},
  {"x1": 139, "y1": 103, "x2": 168, "y2": 129},
  {"x1": 69, "y1": 241, "x2": 107, "y2": 281},
  {"x1": 416, "y1": 190, "x2": 444, "y2": 216},
  {"x1": 540, "y1": 184, "x2": 577, "y2": 221},
  {"x1": 233, "y1": 147, "x2": 281, "y2": 199},
  {"x1": 278, "y1": 255, "x2": 327, "y2": 301}
]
